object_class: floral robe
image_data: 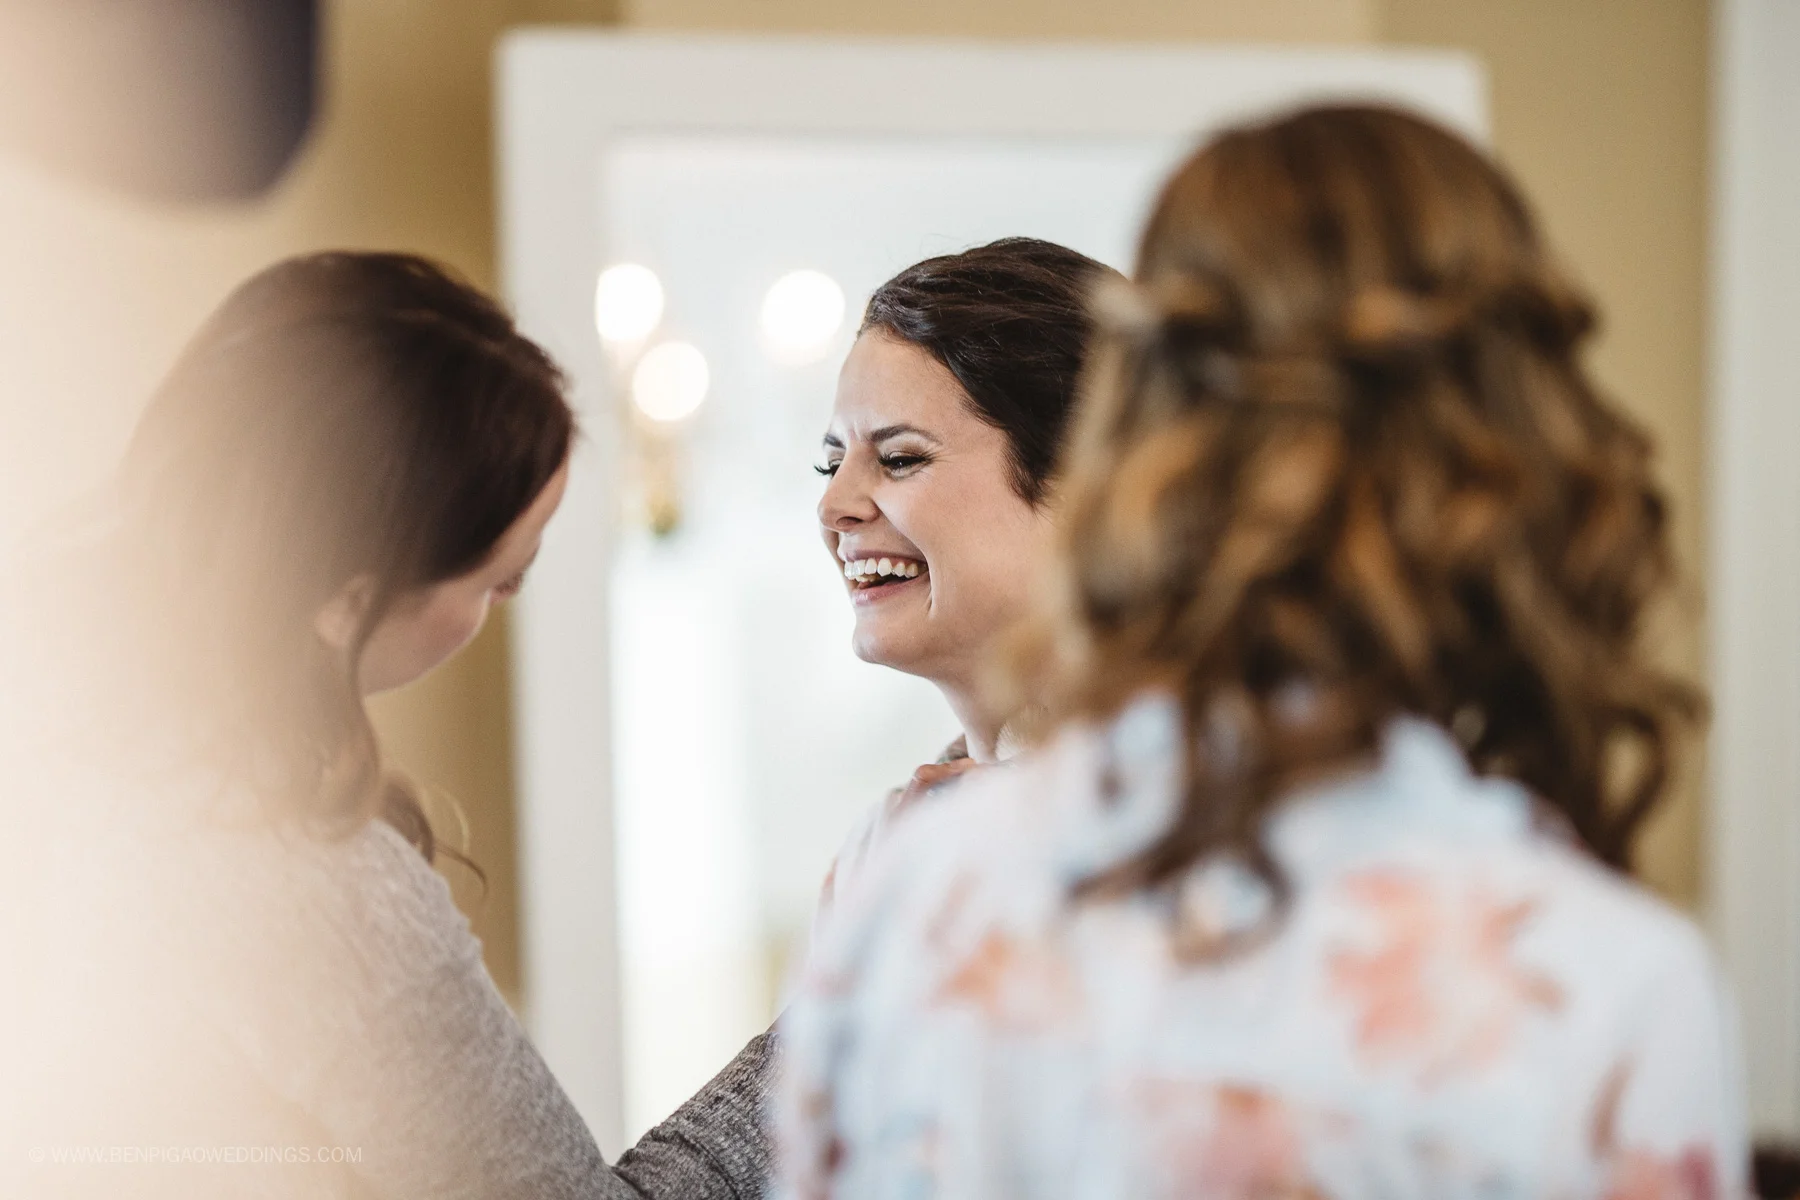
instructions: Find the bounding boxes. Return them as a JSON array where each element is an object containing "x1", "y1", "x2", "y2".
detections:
[{"x1": 778, "y1": 698, "x2": 1746, "y2": 1200}]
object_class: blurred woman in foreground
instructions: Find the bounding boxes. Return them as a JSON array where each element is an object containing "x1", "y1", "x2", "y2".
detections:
[
  {"x1": 780, "y1": 105, "x2": 1745, "y2": 1198},
  {"x1": 0, "y1": 253, "x2": 767, "y2": 1199}
]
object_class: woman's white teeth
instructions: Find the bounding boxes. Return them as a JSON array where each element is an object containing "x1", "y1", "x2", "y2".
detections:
[{"x1": 842, "y1": 557, "x2": 923, "y2": 581}]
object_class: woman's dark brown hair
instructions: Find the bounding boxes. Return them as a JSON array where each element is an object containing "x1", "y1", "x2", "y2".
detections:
[
  {"x1": 862, "y1": 236, "x2": 1123, "y2": 504},
  {"x1": 78, "y1": 251, "x2": 572, "y2": 861},
  {"x1": 1010, "y1": 105, "x2": 1699, "y2": 945}
]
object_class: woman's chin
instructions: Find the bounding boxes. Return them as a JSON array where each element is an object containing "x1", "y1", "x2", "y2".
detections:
[
  {"x1": 850, "y1": 621, "x2": 926, "y2": 674},
  {"x1": 848, "y1": 576, "x2": 932, "y2": 664}
]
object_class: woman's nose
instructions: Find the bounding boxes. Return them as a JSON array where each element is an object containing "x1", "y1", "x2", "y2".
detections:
[{"x1": 818, "y1": 461, "x2": 879, "y2": 531}]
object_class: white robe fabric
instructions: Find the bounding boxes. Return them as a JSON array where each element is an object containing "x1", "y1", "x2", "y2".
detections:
[{"x1": 779, "y1": 697, "x2": 1746, "y2": 1199}]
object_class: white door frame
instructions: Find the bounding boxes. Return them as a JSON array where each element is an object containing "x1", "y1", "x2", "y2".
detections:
[
  {"x1": 1707, "y1": 0, "x2": 1800, "y2": 1139},
  {"x1": 495, "y1": 31, "x2": 1485, "y2": 1152}
]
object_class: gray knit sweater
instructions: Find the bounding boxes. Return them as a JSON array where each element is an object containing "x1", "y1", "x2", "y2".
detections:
[{"x1": 2, "y1": 770, "x2": 774, "y2": 1200}]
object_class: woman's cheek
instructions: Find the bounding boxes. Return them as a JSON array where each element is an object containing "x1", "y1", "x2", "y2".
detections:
[
  {"x1": 448, "y1": 595, "x2": 492, "y2": 655},
  {"x1": 417, "y1": 592, "x2": 487, "y2": 669}
]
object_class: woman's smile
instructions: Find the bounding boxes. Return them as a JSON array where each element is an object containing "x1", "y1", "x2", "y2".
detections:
[
  {"x1": 842, "y1": 551, "x2": 926, "y2": 584},
  {"x1": 841, "y1": 554, "x2": 930, "y2": 605},
  {"x1": 817, "y1": 331, "x2": 1055, "y2": 683}
]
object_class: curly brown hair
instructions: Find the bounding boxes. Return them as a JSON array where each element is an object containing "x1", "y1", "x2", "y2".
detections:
[{"x1": 1008, "y1": 105, "x2": 1700, "y2": 941}]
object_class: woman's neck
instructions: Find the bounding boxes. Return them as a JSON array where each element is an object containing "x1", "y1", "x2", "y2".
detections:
[{"x1": 937, "y1": 679, "x2": 1005, "y2": 763}]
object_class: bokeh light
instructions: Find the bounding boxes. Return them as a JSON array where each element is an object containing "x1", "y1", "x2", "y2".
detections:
[
  {"x1": 760, "y1": 269, "x2": 845, "y2": 364},
  {"x1": 595, "y1": 263, "x2": 665, "y2": 345},
  {"x1": 631, "y1": 341, "x2": 710, "y2": 422}
]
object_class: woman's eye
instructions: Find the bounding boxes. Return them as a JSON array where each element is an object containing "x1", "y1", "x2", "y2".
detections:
[{"x1": 813, "y1": 453, "x2": 928, "y2": 478}]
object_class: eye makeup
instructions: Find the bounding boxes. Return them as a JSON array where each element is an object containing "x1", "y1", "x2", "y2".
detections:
[
  {"x1": 815, "y1": 423, "x2": 940, "y2": 479},
  {"x1": 877, "y1": 451, "x2": 931, "y2": 475}
]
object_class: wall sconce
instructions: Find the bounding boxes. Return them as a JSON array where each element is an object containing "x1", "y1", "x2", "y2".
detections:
[
  {"x1": 597, "y1": 263, "x2": 843, "y2": 537},
  {"x1": 629, "y1": 340, "x2": 709, "y2": 537},
  {"x1": 596, "y1": 261, "x2": 697, "y2": 537}
]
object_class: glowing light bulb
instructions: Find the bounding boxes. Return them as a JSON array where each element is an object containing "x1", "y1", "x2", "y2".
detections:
[
  {"x1": 760, "y1": 269, "x2": 846, "y2": 364},
  {"x1": 631, "y1": 341, "x2": 709, "y2": 422},
  {"x1": 595, "y1": 263, "x2": 664, "y2": 345}
]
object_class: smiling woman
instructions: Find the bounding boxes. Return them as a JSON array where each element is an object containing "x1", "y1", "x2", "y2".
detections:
[
  {"x1": 809, "y1": 239, "x2": 1122, "y2": 931},
  {"x1": 818, "y1": 345, "x2": 1052, "y2": 725},
  {"x1": 817, "y1": 238, "x2": 1122, "y2": 764}
]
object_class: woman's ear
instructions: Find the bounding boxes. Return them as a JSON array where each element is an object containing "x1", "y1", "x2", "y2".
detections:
[{"x1": 314, "y1": 575, "x2": 376, "y2": 651}]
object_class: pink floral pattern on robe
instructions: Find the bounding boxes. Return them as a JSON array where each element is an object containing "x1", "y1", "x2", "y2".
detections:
[
  {"x1": 1328, "y1": 873, "x2": 1566, "y2": 1084},
  {"x1": 778, "y1": 703, "x2": 1746, "y2": 1199}
]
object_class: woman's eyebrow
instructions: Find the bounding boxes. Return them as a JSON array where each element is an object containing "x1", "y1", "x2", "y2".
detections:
[
  {"x1": 869, "y1": 423, "x2": 939, "y2": 445},
  {"x1": 820, "y1": 424, "x2": 940, "y2": 450}
]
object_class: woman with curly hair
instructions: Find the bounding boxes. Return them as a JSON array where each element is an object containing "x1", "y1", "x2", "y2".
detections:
[{"x1": 779, "y1": 105, "x2": 1744, "y2": 1198}]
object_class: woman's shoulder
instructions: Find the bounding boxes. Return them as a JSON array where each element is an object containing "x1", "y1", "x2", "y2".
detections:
[
  {"x1": 200, "y1": 807, "x2": 484, "y2": 995},
  {"x1": 1268, "y1": 718, "x2": 1717, "y2": 986},
  {"x1": 39, "y1": 761, "x2": 485, "y2": 1018},
  {"x1": 809, "y1": 704, "x2": 1719, "y2": 1003},
  {"x1": 801, "y1": 723, "x2": 1109, "y2": 974},
  {"x1": 1489, "y1": 824, "x2": 1720, "y2": 1003},
  {"x1": 847, "y1": 696, "x2": 1195, "y2": 894}
]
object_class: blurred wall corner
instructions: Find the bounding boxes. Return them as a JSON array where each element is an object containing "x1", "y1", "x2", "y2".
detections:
[{"x1": 0, "y1": 0, "x2": 319, "y2": 204}]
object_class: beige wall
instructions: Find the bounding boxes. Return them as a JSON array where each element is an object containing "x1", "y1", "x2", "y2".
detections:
[
  {"x1": 624, "y1": 0, "x2": 1375, "y2": 41},
  {"x1": 1379, "y1": 0, "x2": 1712, "y2": 905},
  {"x1": 0, "y1": 0, "x2": 1711, "y2": 1007}
]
